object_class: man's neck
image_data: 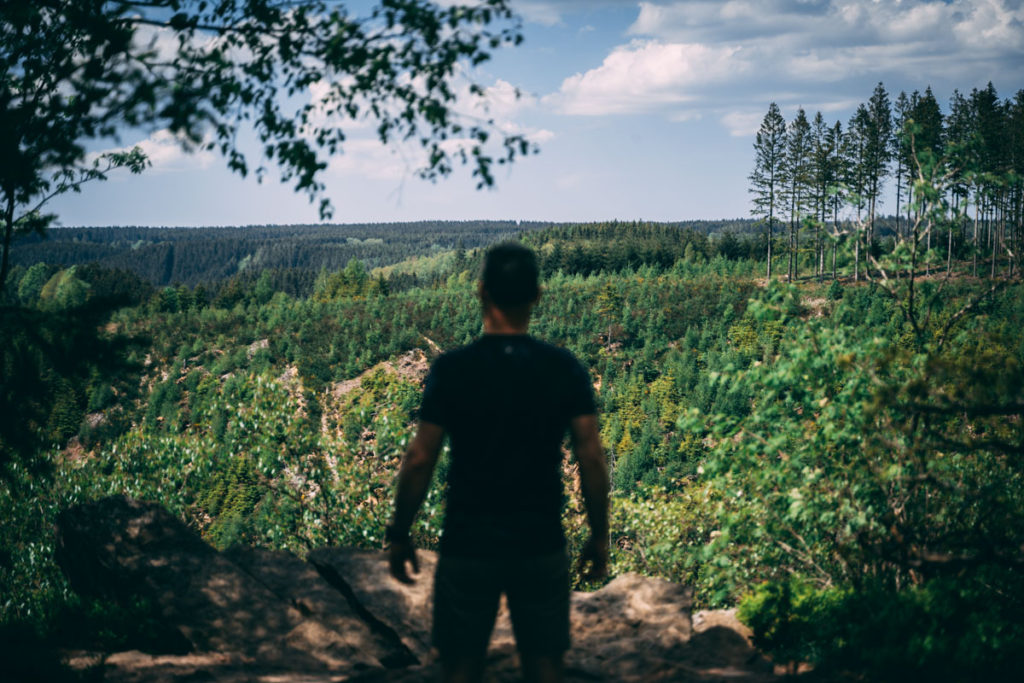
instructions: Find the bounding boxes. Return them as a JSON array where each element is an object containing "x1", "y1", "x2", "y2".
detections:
[{"x1": 482, "y1": 308, "x2": 530, "y2": 335}]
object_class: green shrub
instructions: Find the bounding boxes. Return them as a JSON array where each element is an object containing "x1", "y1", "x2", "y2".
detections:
[
  {"x1": 825, "y1": 278, "x2": 843, "y2": 301},
  {"x1": 739, "y1": 575, "x2": 1024, "y2": 681}
]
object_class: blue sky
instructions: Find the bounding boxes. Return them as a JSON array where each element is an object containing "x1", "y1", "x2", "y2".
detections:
[{"x1": 52, "y1": 0, "x2": 1024, "y2": 226}]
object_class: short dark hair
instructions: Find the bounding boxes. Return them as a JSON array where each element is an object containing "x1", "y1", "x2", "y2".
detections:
[{"x1": 481, "y1": 242, "x2": 539, "y2": 310}]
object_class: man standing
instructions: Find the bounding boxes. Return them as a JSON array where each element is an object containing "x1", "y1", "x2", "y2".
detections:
[{"x1": 387, "y1": 242, "x2": 610, "y2": 683}]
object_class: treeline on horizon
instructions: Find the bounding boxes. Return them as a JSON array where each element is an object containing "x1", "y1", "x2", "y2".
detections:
[
  {"x1": 749, "y1": 80, "x2": 1023, "y2": 281},
  {"x1": 8, "y1": 218, "x2": 760, "y2": 289},
  {"x1": 8, "y1": 220, "x2": 544, "y2": 287},
  {"x1": 6, "y1": 221, "x2": 760, "y2": 308}
]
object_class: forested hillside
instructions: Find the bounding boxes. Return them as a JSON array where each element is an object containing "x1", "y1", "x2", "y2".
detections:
[
  {"x1": 8, "y1": 221, "x2": 548, "y2": 287},
  {"x1": 7, "y1": 218, "x2": 759, "y2": 289},
  {"x1": 4, "y1": 215, "x2": 1023, "y2": 680}
]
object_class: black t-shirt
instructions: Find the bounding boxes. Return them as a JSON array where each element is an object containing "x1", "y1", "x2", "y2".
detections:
[{"x1": 419, "y1": 334, "x2": 596, "y2": 558}]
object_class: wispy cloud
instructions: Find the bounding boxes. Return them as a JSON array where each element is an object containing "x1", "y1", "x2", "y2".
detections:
[
  {"x1": 628, "y1": 0, "x2": 1024, "y2": 78},
  {"x1": 542, "y1": 0, "x2": 1024, "y2": 133},
  {"x1": 546, "y1": 40, "x2": 745, "y2": 115},
  {"x1": 720, "y1": 111, "x2": 763, "y2": 137},
  {"x1": 322, "y1": 76, "x2": 553, "y2": 182},
  {"x1": 513, "y1": 0, "x2": 635, "y2": 26},
  {"x1": 91, "y1": 129, "x2": 216, "y2": 173}
]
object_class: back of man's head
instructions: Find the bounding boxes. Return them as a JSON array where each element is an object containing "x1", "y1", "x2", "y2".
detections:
[{"x1": 481, "y1": 242, "x2": 539, "y2": 311}]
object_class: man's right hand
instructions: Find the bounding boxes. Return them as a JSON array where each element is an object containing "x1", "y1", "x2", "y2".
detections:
[
  {"x1": 388, "y1": 538, "x2": 419, "y2": 584},
  {"x1": 570, "y1": 414, "x2": 610, "y2": 583},
  {"x1": 577, "y1": 535, "x2": 609, "y2": 582}
]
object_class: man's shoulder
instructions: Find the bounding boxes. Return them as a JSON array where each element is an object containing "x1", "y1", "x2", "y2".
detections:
[
  {"x1": 515, "y1": 336, "x2": 583, "y2": 362},
  {"x1": 426, "y1": 340, "x2": 481, "y2": 379},
  {"x1": 431, "y1": 339, "x2": 480, "y2": 364},
  {"x1": 431, "y1": 336, "x2": 583, "y2": 368},
  {"x1": 529, "y1": 337, "x2": 583, "y2": 364}
]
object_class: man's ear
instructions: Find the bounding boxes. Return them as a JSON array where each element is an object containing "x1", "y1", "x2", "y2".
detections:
[
  {"x1": 531, "y1": 287, "x2": 542, "y2": 308},
  {"x1": 477, "y1": 280, "x2": 490, "y2": 305}
]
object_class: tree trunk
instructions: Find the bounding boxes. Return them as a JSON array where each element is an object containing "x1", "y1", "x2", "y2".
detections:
[
  {"x1": 926, "y1": 223, "x2": 931, "y2": 276},
  {"x1": 854, "y1": 219, "x2": 861, "y2": 282},
  {"x1": 973, "y1": 192, "x2": 980, "y2": 277},
  {"x1": 832, "y1": 239, "x2": 838, "y2": 280},
  {"x1": 991, "y1": 199, "x2": 1000, "y2": 279},
  {"x1": 867, "y1": 188, "x2": 877, "y2": 280},
  {"x1": 788, "y1": 215, "x2": 795, "y2": 282},
  {"x1": 0, "y1": 194, "x2": 15, "y2": 295},
  {"x1": 818, "y1": 207, "x2": 825, "y2": 282},
  {"x1": 895, "y1": 171, "x2": 901, "y2": 240},
  {"x1": 832, "y1": 197, "x2": 839, "y2": 281},
  {"x1": 948, "y1": 193, "x2": 957, "y2": 276}
]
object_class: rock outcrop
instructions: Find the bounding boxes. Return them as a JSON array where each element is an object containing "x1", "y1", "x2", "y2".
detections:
[{"x1": 55, "y1": 496, "x2": 776, "y2": 681}]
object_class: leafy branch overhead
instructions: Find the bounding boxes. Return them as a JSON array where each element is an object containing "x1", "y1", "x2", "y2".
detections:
[{"x1": 1, "y1": 0, "x2": 531, "y2": 289}]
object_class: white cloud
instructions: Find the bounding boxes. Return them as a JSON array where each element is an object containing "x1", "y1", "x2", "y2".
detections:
[
  {"x1": 455, "y1": 78, "x2": 555, "y2": 144},
  {"x1": 476, "y1": 79, "x2": 536, "y2": 118},
  {"x1": 547, "y1": 0, "x2": 1024, "y2": 122},
  {"x1": 629, "y1": 0, "x2": 1024, "y2": 61},
  {"x1": 669, "y1": 110, "x2": 703, "y2": 123},
  {"x1": 951, "y1": 0, "x2": 1024, "y2": 49},
  {"x1": 91, "y1": 129, "x2": 216, "y2": 173},
  {"x1": 516, "y1": 2, "x2": 565, "y2": 26},
  {"x1": 321, "y1": 76, "x2": 554, "y2": 183},
  {"x1": 305, "y1": 70, "x2": 553, "y2": 182},
  {"x1": 512, "y1": 1, "x2": 635, "y2": 26},
  {"x1": 720, "y1": 111, "x2": 764, "y2": 137},
  {"x1": 547, "y1": 40, "x2": 745, "y2": 115},
  {"x1": 325, "y1": 138, "x2": 411, "y2": 181}
]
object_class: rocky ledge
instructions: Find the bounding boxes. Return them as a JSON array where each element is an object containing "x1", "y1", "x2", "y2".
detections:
[{"x1": 53, "y1": 496, "x2": 778, "y2": 681}]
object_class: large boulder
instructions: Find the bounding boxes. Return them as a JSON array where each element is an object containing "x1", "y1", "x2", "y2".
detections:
[
  {"x1": 56, "y1": 496, "x2": 777, "y2": 681},
  {"x1": 56, "y1": 497, "x2": 389, "y2": 679}
]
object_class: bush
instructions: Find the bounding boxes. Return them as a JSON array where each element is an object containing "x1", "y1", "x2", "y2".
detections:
[
  {"x1": 685, "y1": 276, "x2": 1024, "y2": 675},
  {"x1": 825, "y1": 278, "x2": 843, "y2": 301},
  {"x1": 739, "y1": 574, "x2": 1024, "y2": 681},
  {"x1": 563, "y1": 482, "x2": 721, "y2": 599}
]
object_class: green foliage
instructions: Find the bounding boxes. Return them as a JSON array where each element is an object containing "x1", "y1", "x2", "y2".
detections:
[
  {"x1": 0, "y1": 458, "x2": 78, "y2": 627},
  {"x1": 563, "y1": 481, "x2": 722, "y2": 596},
  {"x1": 685, "y1": 272, "x2": 1024, "y2": 669},
  {"x1": 689, "y1": 286, "x2": 1024, "y2": 587},
  {"x1": 0, "y1": 305, "x2": 142, "y2": 474},
  {"x1": 738, "y1": 575, "x2": 1024, "y2": 681},
  {"x1": 825, "y1": 277, "x2": 843, "y2": 301},
  {"x1": 16, "y1": 263, "x2": 54, "y2": 304},
  {"x1": 38, "y1": 267, "x2": 92, "y2": 311},
  {"x1": 312, "y1": 259, "x2": 372, "y2": 301}
]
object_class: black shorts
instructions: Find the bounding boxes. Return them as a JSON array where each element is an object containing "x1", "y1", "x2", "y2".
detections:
[{"x1": 432, "y1": 548, "x2": 570, "y2": 658}]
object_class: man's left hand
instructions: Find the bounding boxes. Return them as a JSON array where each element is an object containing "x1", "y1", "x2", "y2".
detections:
[{"x1": 388, "y1": 539, "x2": 419, "y2": 584}]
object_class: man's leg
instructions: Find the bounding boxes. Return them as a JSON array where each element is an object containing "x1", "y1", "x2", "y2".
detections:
[
  {"x1": 519, "y1": 653, "x2": 563, "y2": 683},
  {"x1": 505, "y1": 550, "x2": 571, "y2": 683},
  {"x1": 433, "y1": 554, "x2": 501, "y2": 683},
  {"x1": 441, "y1": 656, "x2": 486, "y2": 683}
]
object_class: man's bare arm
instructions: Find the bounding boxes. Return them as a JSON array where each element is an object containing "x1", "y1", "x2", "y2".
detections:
[
  {"x1": 388, "y1": 420, "x2": 444, "y2": 583},
  {"x1": 570, "y1": 414, "x2": 609, "y2": 580}
]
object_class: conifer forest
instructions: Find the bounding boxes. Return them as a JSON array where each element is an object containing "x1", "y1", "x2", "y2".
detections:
[{"x1": 2, "y1": 2, "x2": 1023, "y2": 680}]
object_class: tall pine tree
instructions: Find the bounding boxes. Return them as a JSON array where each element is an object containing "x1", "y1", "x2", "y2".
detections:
[
  {"x1": 846, "y1": 104, "x2": 871, "y2": 280},
  {"x1": 749, "y1": 102, "x2": 788, "y2": 279},
  {"x1": 781, "y1": 108, "x2": 812, "y2": 281},
  {"x1": 864, "y1": 83, "x2": 893, "y2": 251}
]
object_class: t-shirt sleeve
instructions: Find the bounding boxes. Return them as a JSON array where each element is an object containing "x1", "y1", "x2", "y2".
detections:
[
  {"x1": 418, "y1": 356, "x2": 449, "y2": 427},
  {"x1": 565, "y1": 355, "x2": 597, "y2": 417}
]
